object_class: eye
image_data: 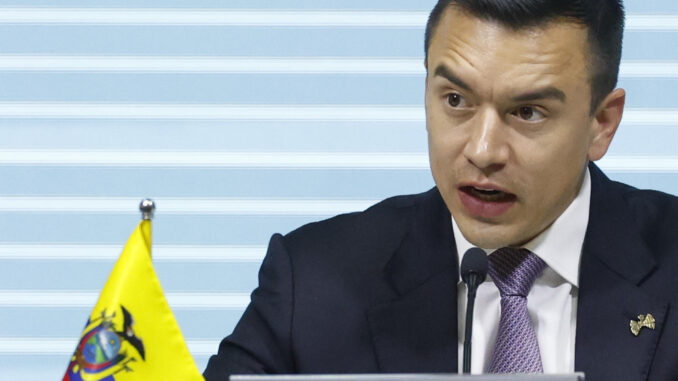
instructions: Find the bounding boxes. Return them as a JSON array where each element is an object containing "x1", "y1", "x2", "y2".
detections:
[
  {"x1": 512, "y1": 106, "x2": 546, "y2": 122},
  {"x1": 446, "y1": 93, "x2": 468, "y2": 108}
]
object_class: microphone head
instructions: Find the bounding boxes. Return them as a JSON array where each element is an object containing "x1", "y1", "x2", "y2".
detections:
[{"x1": 460, "y1": 247, "x2": 488, "y2": 285}]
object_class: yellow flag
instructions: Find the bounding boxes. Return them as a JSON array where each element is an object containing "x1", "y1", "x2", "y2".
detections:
[{"x1": 63, "y1": 220, "x2": 204, "y2": 381}]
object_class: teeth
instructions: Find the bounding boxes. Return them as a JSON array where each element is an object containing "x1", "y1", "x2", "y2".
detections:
[
  {"x1": 463, "y1": 186, "x2": 514, "y2": 202},
  {"x1": 473, "y1": 187, "x2": 500, "y2": 194},
  {"x1": 468, "y1": 186, "x2": 508, "y2": 201}
]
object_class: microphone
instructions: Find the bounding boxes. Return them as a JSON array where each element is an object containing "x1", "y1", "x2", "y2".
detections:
[{"x1": 460, "y1": 247, "x2": 488, "y2": 374}]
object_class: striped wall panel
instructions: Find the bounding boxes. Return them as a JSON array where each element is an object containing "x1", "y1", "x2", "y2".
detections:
[{"x1": 1, "y1": 1, "x2": 676, "y2": 379}]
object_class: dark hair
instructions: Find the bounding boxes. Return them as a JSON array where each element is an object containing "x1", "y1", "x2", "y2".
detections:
[{"x1": 424, "y1": 0, "x2": 625, "y2": 113}]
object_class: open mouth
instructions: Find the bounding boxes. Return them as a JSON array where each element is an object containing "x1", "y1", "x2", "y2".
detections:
[
  {"x1": 458, "y1": 186, "x2": 517, "y2": 218},
  {"x1": 460, "y1": 186, "x2": 517, "y2": 203}
]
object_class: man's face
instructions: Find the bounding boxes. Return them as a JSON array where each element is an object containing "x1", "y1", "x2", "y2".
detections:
[{"x1": 425, "y1": 7, "x2": 618, "y2": 248}]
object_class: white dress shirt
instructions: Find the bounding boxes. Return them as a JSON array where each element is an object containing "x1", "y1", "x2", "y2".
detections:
[{"x1": 455, "y1": 169, "x2": 591, "y2": 374}]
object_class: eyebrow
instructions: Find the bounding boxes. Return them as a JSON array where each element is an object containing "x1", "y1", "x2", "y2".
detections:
[
  {"x1": 433, "y1": 63, "x2": 567, "y2": 104},
  {"x1": 433, "y1": 64, "x2": 471, "y2": 92},
  {"x1": 511, "y1": 87, "x2": 567, "y2": 103}
]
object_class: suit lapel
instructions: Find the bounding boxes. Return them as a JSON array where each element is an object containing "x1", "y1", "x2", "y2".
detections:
[
  {"x1": 575, "y1": 164, "x2": 669, "y2": 381},
  {"x1": 366, "y1": 189, "x2": 459, "y2": 373}
]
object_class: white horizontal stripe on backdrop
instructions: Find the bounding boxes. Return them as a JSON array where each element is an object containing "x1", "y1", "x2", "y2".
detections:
[
  {"x1": 0, "y1": 9, "x2": 430, "y2": 27},
  {"x1": 0, "y1": 56, "x2": 674, "y2": 77},
  {"x1": 0, "y1": 104, "x2": 675, "y2": 124},
  {"x1": 0, "y1": 151, "x2": 676, "y2": 172},
  {"x1": 0, "y1": 103, "x2": 425, "y2": 121},
  {"x1": 0, "y1": 244, "x2": 266, "y2": 261},
  {"x1": 0, "y1": 290, "x2": 250, "y2": 309},
  {"x1": 0, "y1": 337, "x2": 219, "y2": 355},
  {"x1": 0, "y1": 150, "x2": 429, "y2": 169},
  {"x1": 0, "y1": 196, "x2": 378, "y2": 215},
  {"x1": 0, "y1": 56, "x2": 425, "y2": 74},
  {"x1": 0, "y1": 9, "x2": 673, "y2": 30}
]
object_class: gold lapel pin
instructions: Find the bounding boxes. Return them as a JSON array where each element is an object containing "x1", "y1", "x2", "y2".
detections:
[{"x1": 630, "y1": 314, "x2": 656, "y2": 336}]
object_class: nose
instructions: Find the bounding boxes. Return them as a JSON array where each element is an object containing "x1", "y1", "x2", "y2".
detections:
[{"x1": 462, "y1": 107, "x2": 509, "y2": 172}]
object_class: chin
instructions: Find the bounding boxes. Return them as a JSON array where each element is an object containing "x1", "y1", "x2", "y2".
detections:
[
  {"x1": 460, "y1": 230, "x2": 502, "y2": 248},
  {"x1": 466, "y1": 236, "x2": 507, "y2": 249},
  {"x1": 458, "y1": 223, "x2": 523, "y2": 249}
]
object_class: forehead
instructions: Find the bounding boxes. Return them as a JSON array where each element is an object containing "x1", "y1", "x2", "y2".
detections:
[{"x1": 427, "y1": 7, "x2": 591, "y2": 94}]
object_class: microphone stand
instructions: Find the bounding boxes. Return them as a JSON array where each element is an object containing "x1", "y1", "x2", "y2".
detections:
[
  {"x1": 460, "y1": 247, "x2": 487, "y2": 374},
  {"x1": 463, "y1": 272, "x2": 480, "y2": 374}
]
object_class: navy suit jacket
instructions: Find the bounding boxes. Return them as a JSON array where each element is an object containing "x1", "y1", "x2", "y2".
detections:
[{"x1": 204, "y1": 164, "x2": 678, "y2": 381}]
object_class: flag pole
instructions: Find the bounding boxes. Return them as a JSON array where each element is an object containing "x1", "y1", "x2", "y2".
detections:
[
  {"x1": 139, "y1": 199, "x2": 155, "y2": 258},
  {"x1": 140, "y1": 198, "x2": 155, "y2": 221}
]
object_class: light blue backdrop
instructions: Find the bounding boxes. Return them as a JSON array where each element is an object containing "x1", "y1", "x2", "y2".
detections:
[{"x1": 0, "y1": 1, "x2": 677, "y2": 379}]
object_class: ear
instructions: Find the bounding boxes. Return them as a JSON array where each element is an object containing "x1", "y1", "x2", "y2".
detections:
[{"x1": 588, "y1": 88, "x2": 626, "y2": 161}]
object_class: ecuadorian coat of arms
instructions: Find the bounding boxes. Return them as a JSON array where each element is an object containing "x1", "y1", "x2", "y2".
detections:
[{"x1": 64, "y1": 305, "x2": 145, "y2": 381}]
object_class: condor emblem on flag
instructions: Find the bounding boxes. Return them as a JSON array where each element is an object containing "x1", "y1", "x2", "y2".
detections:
[{"x1": 65, "y1": 306, "x2": 145, "y2": 381}]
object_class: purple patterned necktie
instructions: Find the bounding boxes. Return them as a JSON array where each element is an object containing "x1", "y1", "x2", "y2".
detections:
[{"x1": 488, "y1": 248, "x2": 547, "y2": 373}]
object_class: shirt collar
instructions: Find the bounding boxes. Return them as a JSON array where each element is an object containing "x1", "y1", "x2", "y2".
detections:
[{"x1": 453, "y1": 168, "x2": 591, "y2": 287}]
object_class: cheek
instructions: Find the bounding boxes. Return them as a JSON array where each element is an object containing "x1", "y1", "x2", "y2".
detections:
[
  {"x1": 428, "y1": 132, "x2": 457, "y2": 188},
  {"x1": 522, "y1": 140, "x2": 589, "y2": 215},
  {"x1": 520, "y1": 118, "x2": 593, "y2": 170},
  {"x1": 513, "y1": 126, "x2": 590, "y2": 197},
  {"x1": 523, "y1": 146, "x2": 584, "y2": 189},
  {"x1": 428, "y1": 128, "x2": 466, "y2": 169}
]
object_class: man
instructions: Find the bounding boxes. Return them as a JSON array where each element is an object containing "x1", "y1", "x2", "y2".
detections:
[{"x1": 205, "y1": 1, "x2": 678, "y2": 380}]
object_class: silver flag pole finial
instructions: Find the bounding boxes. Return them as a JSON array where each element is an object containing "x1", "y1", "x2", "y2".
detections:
[{"x1": 140, "y1": 199, "x2": 156, "y2": 220}]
